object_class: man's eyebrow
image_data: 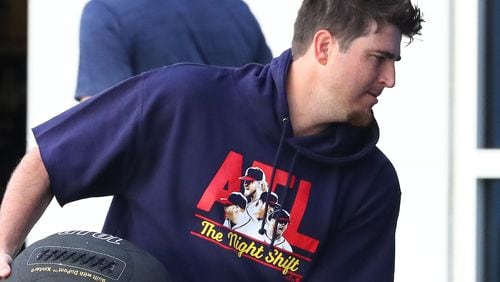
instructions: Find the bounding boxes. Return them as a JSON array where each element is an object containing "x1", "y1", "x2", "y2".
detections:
[{"x1": 376, "y1": 50, "x2": 402, "y2": 61}]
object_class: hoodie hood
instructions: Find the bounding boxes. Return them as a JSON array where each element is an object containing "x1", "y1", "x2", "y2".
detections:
[
  {"x1": 242, "y1": 49, "x2": 380, "y2": 165},
  {"x1": 286, "y1": 121, "x2": 379, "y2": 164}
]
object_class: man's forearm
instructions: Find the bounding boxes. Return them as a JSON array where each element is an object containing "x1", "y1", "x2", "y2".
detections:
[{"x1": 0, "y1": 147, "x2": 53, "y2": 257}]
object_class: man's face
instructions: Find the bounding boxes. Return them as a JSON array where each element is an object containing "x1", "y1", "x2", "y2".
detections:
[
  {"x1": 267, "y1": 218, "x2": 289, "y2": 238},
  {"x1": 243, "y1": 180, "x2": 258, "y2": 197},
  {"x1": 275, "y1": 220, "x2": 288, "y2": 237},
  {"x1": 255, "y1": 201, "x2": 276, "y2": 220},
  {"x1": 224, "y1": 205, "x2": 242, "y2": 223},
  {"x1": 317, "y1": 22, "x2": 402, "y2": 126}
]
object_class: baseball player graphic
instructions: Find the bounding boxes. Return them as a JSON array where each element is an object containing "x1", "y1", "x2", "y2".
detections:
[
  {"x1": 244, "y1": 191, "x2": 280, "y2": 238},
  {"x1": 253, "y1": 191, "x2": 279, "y2": 222},
  {"x1": 239, "y1": 167, "x2": 268, "y2": 215},
  {"x1": 220, "y1": 192, "x2": 254, "y2": 234},
  {"x1": 262, "y1": 209, "x2": 293, "y2": 253}
]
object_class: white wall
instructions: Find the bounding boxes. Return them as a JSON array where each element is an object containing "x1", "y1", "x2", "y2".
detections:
[
  {"x1": 27, "y1": 1, "x2": 451, "y2": 281},
  {"x1": 27, "y1": 0, "x2": 110, "y2": 244},
  {"x1": 374, "y1": 1, "x2": 450, "y2": 281}
]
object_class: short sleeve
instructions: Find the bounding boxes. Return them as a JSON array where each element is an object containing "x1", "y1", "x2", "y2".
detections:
[
  {"x1": 35, "y1": 74, "x2": 144, "y2": 205},
  {"x1": 75, "y1": 0, "x2": 133, "y2": 100}
]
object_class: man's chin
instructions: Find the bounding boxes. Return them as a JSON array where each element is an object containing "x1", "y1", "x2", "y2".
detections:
[{"x1": 347, "y1": 110, "x2": 373, "y2": 127}]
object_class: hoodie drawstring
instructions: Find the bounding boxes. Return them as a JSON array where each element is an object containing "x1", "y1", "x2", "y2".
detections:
[
  {"x1": 258, "y1": 117, "x2": 289, "y2": 235},
  {"x1": 269, "y1": 149, "x2": 299, "y2": 248},
  {"x1": 259, "y1": 118, "x2": 300, "y2": 250}
]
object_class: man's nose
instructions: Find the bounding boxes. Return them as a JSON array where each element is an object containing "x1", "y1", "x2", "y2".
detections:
[{"x1": 379, "y1": 61, "x2": 396, "y2": 88}]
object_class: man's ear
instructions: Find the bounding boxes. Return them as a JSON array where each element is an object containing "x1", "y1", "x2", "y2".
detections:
[{"x1": 313, "y1": 30, "x2": 334, "y2": 65}]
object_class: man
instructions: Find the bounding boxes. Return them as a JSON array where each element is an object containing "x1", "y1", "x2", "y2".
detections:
[
  {"x1": 75, "y1": 0, "x2": 273, "y2": 101},
  {"x1": 220, "y1": 192, "x2": 253, "y2": 233},
  {"x1": 0, "y1": 0, "x2": 423, "y2": 281},
  {"x1": 239, "y1": 167, "x2": 269, "y2": 215},
  {"x1": 241, "y1": 191, "x2": 280, "y2": 239},
  {"x1": 252, "y1": 191, "x2": 280, "y2": 222},
  {"x1": 262, "y1": 209, "x2": 293, "y2": 253}
]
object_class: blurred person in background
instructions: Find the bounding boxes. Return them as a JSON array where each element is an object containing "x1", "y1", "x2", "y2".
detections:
[{"x1": 75, "y1": 0, "x2": 273, "y2": 101}]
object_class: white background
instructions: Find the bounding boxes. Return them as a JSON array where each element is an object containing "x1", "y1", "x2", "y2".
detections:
[{"x1": 27, "y1": 1, "x2": 456, "y2": 281}]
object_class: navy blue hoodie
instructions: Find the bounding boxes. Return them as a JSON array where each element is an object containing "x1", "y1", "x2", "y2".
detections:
[{"x1": 34, "y1": 50, "x2": 401, "y2": 281}]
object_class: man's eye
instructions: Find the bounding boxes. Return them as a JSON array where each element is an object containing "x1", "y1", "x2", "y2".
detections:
[{"x1": 373, "y1": 55, "x2": 385, "y2": 63}]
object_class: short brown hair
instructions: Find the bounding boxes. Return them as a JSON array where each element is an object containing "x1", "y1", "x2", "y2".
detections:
[{"x1": 291, "y1": 0, "x2": 423, "y2": 56}]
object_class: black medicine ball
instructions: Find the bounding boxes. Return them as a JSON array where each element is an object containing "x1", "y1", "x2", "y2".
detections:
[{"x1": 6, "y1": 230, "x2": 170, "y2": 281}]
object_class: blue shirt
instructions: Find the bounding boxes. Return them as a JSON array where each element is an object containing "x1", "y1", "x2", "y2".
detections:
[{"x1": 75, "y1": 0, "x2": 273, "y2": 100}]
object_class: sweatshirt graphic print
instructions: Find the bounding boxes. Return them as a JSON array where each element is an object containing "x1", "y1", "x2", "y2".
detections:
[{"x1": 193, "y1": 156, "x2": 317, "y2": 281}]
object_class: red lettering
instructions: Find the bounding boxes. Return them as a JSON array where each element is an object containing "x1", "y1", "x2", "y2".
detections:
[
  {"x1": 196, "y1": 151, "x2": 243, "y2": 211},
  {"x1": 253, "y1": 161, "x2": 296, "y2": 190},
  {"x1": 284, "y1": 180, "x2": 319, "y2": 253}
]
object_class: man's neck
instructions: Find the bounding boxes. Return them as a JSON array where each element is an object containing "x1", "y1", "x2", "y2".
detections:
[{"x1": 286, "y1": 58, "x2": 330, "y2": 137}]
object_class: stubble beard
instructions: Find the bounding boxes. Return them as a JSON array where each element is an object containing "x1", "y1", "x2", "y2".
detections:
[{"x1": 347, "y1": 109, "x2": 373, "y2": 127}]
